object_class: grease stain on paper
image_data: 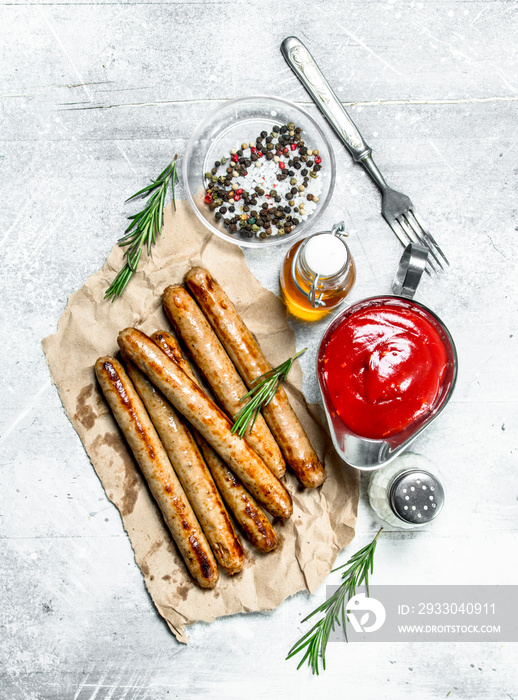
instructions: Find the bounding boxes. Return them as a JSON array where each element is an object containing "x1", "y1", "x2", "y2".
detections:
[
  {"x1": 74, "y1": 383, "x2": 97, "y2": 430},
  {"x1": 99, "y1": 431, "x2": 140, "y2": 515}
]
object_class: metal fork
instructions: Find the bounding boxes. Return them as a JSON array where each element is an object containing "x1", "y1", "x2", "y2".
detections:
[{"x1": 281, "y1": 36, "x2": 449, "y2": 272}]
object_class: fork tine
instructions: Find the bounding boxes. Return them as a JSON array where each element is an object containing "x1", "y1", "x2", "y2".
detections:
[
  {"x1": 387, "y1": 218, "x2": 432, "y2": 277},
  {"x1": 400, "y1": 214, "x2": 444, "y2": 271},
  {"x1": 409, "y1": 210, "x2": 450, "y2": 266},
  {"x1": 396, "y1": 216, "x2": 439, "y2": 273},
  {"x1": 386, "y1": 217, "x2": 410, "y2": 248}
]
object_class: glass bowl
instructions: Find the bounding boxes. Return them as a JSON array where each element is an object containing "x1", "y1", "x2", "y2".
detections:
[{"x1": 183, "y1": 95, "x2": 336, "y2": 248}]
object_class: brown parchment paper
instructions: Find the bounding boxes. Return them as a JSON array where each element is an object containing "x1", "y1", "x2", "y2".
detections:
[{"x1": 42, "y1": 199, "x2": 359, "y2": 643}]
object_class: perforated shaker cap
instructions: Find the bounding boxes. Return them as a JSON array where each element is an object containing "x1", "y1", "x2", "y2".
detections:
[{"x1": 389, "y1": 469, "x2": 444, "y2": 524}]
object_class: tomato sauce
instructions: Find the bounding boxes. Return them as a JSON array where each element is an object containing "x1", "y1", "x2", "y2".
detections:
[{"x1": 320, "y1": 303, "x2": 448, "y2": 439}]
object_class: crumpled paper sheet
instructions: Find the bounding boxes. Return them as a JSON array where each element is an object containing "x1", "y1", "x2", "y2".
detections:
[{"x1": 42, "y1": 199, "x2": 359, "y2": 643}]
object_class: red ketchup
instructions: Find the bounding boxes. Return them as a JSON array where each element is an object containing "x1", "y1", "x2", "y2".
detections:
[{"x1": 320, "y1": 303, "x2": 448, "y2": 439}]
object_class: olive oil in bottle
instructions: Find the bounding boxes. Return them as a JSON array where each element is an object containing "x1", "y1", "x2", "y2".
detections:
[{"x1": 280, "y1": 222, "x2": 355, "y2": 321}]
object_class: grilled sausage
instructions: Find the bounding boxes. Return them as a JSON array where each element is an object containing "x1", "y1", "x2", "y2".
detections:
[
  {"x1": 122, "y1": 355, "x2": 244, "y2": 575},
  {"x1": 151, "y1": 331, "x2": 277, "y2": 552},
  {"x1": 162, "y1": 285, "x2": 286, "y2": 479},
  {"x1": 94, "y1": 356, "x2": 218, "y2": 588},
  {"x1": 196, "y1": 435, "x2": 278, "y2": 552},
  {"x1": 184, "y1": 267, "x2": 325, "y2": 489},
  {"x1": 117, "y1": 328, "x2": 293, "y2": 520}
]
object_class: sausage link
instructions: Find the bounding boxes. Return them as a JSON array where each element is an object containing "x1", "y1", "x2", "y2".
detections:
[
  {"x1": 163, "y1": 285, "x2": 286, "y2": 479},
  {"x1": 151, "y1": 331, "x2": 211, "y2": 391},
  {"x1": 122, "y1": 355, "x2": 244, "y2": 575},
  {"x1": 117, "y1": 328, "x2": 293, "y2": 520},
  {"x1": 94, "y1": 356, "x2": 218, "y2": 588},
  {"x1": 197, "y1": 435, "x2": 277, "y2": 552},
  {"x1": 184, "y1": 267, "x2": 325, "y2": 489},
  {"x1": 151, "y1": 331, "x2": 277, "y2": 552}
]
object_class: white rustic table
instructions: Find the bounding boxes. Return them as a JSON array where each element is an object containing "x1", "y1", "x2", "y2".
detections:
[{"x1": 1, "y1": 1, "x2": 517, "y2": 698}]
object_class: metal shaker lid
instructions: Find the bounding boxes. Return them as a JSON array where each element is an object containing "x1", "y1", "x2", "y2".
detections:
[{"x1": 389, "y1": 469, "x2": 444, "y2": 524}]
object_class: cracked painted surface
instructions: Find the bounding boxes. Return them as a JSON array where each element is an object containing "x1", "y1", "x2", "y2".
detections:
[{"x1": 1, "y1": 1, "x2": 517, "y2": 698}]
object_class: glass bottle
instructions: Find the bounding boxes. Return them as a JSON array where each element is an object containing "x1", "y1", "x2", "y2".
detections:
[
  {"x1": 368, "y1": 453, "x2": 445, "y2": 530},
  {"x1": 280, "y1": 222, "x2": 355, "y2": 321}
]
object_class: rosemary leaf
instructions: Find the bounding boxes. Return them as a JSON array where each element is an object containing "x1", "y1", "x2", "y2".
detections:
[
  {"x1": 286, "y1": 528, "x2": 383, "y2": 674},
  {"x1": 231, "y1": 348, "x2": 306, "y2": 438},
  {"x1": 105, "y1": 155, "x2": 179, "y2": 301}
]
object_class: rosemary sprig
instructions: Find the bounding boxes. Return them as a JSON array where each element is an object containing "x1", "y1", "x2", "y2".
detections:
[
  {"x1": 286, "y1": 528, "x2": 383, "y2": 675},
  {"x1": 231, "y1": 348, "x2": 307, "y2": 438},
  {"x1": 105, "y1": 155, "x2": 179, "y2": 300}
]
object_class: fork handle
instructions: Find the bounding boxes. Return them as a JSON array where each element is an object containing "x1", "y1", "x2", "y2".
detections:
[{"x1": 281, "y1": 36, "x2": 372, "y2": 163}]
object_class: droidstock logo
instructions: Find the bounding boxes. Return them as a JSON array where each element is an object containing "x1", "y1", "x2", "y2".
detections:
[{"x1": 346, "y1": 593, "x2": 387, "y2": 633}]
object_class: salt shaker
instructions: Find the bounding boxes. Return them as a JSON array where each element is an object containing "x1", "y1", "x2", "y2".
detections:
[
  {"x1": 280, "y1": 221, "x2": 355, "y2": 321},
  {"x1": 368, "y1": 453, "x2": 445, "y2": 529}
]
